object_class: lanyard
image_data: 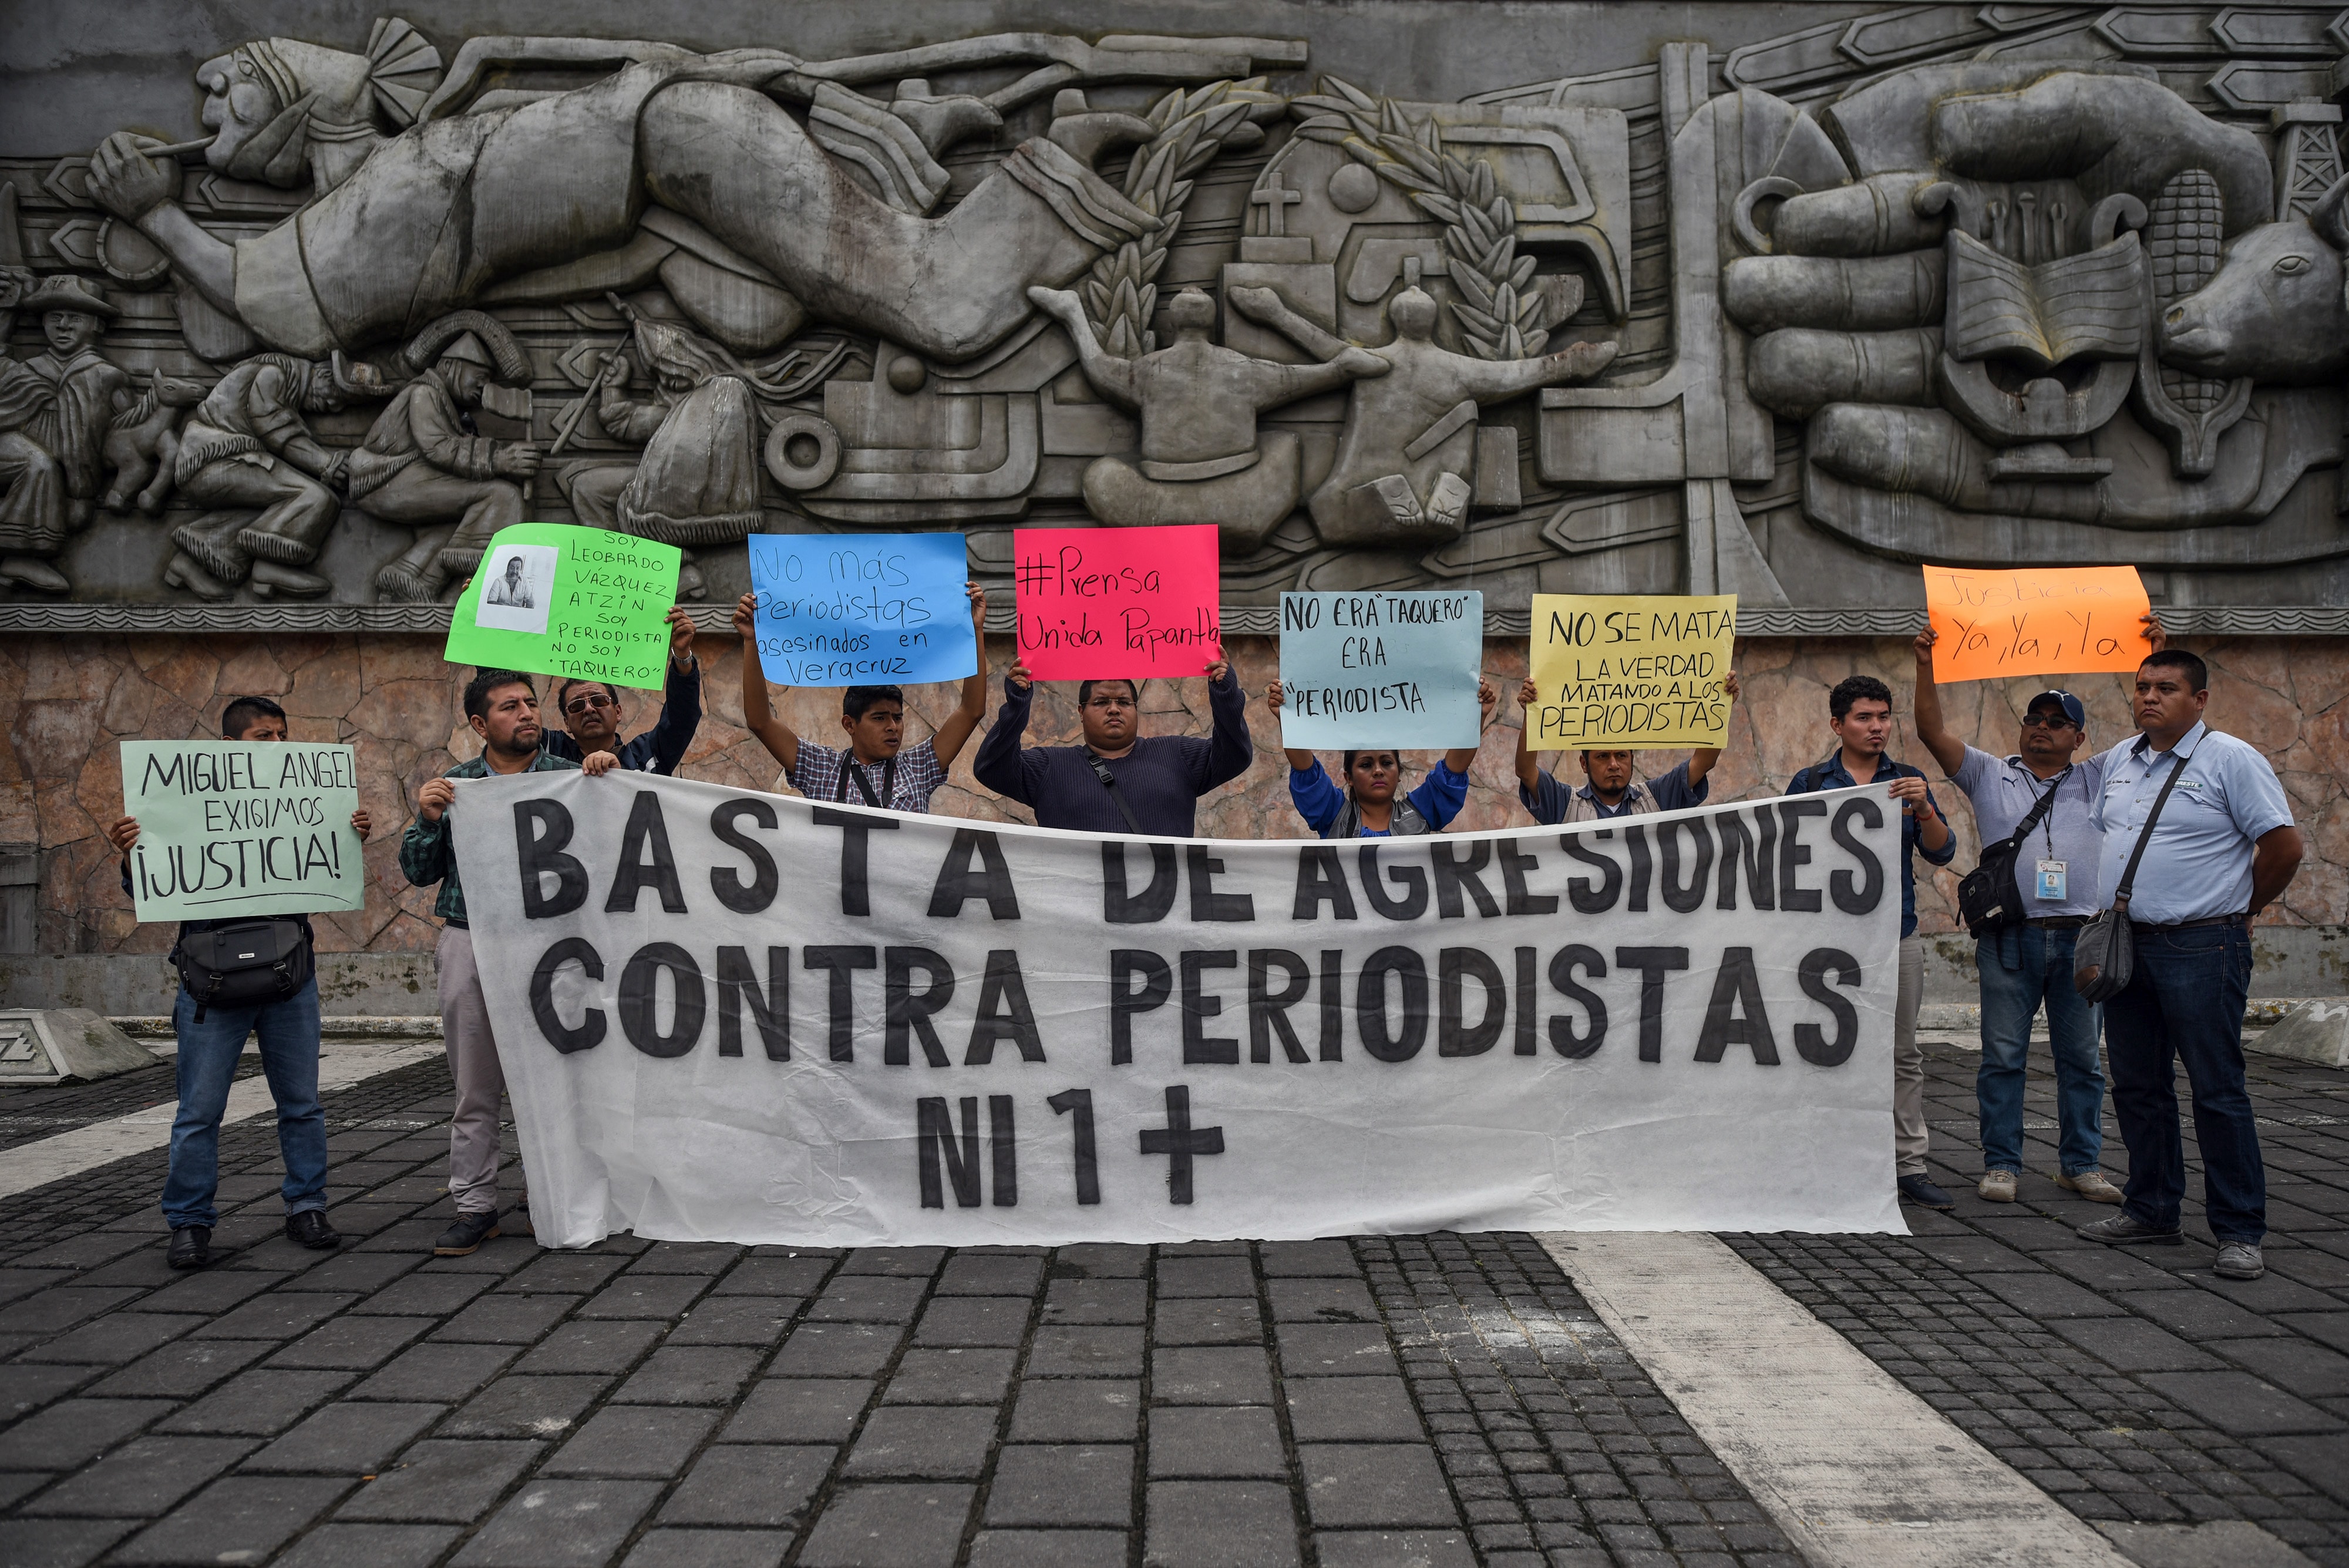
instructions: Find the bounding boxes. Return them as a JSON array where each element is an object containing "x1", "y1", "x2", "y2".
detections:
[
  {"x1": 835, "y1": 754, "x2": 897, "y2": 807},
  {"x1": 2017, "y1": 762, "x2": 2072, "y2": 857}
]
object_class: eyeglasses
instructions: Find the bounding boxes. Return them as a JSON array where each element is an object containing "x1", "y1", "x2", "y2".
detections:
[
  {"x1": 563, "y1": 694, "x2": 614, "y2": 716},
  {"x1": 2020, "y1": 712, "x2": 2077, "y2": 729}
]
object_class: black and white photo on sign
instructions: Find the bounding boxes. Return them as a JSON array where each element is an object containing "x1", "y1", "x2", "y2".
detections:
[{"x1": 477, "y1": 543, "x2": 558, "y2": 632}]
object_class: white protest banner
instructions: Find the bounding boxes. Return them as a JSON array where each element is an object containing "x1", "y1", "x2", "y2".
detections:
[
  {"x1": 1278, "y1": 590, "x2": 1482, "y2": 750},
  {"x1": 452, "y1": 772, "x2": 1903, "y2": 1247},
  {"x1": 122, "y1": 741, "x2": 364, "y2": 922}
]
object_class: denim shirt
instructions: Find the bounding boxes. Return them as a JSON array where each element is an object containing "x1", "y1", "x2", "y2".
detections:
[
  {"x1": 1785, "y1": 752, "x2": 1954, "y2": 938},
  {"x1": 399, "y1": 749, "x2": 580, "y2": 926}
]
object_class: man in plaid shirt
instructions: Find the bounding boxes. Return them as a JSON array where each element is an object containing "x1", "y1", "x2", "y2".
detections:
[{"x1": 732, "y1": 585, "x2": 989, "y2": 812}]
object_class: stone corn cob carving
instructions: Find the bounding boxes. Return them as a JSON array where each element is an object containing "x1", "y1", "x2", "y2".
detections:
[{"x1": 2136, "y1": 169, "x2": 2253, "y2": 477}]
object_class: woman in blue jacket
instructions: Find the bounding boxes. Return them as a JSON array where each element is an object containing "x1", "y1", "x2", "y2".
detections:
[{"x1": 1265, "y1": 679, "x2": 1496, "y2": 837}]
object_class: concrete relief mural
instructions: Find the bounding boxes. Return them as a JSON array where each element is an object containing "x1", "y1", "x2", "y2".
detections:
[{"x1": 5, "y1": 6, "x2": 2349, "y2": 632}]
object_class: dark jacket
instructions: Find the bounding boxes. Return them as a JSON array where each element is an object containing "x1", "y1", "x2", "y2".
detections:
[
  {"x1": 542, "y1": 659, "x2": 702, "y2": 775},
  {"x1": 1784, "y1": 751, "x2": 1954, "y2": 938},
  {"x1": 973, "y1": 670, "x2": 1253, "y2": 836}
]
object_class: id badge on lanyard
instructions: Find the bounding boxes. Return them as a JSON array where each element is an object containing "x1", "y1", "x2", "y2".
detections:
[{"x1": 2035, "y1": 859, "x2": 2067, "y2": 901}]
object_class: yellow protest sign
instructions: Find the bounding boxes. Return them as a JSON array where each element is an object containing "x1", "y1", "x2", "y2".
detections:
[
  {"x1": 1527, "y1": 594, "x2": 1737, "y2": 749},
  {"x1": 1923, "y1": 566, "x2": 2151, "y2": 683}
]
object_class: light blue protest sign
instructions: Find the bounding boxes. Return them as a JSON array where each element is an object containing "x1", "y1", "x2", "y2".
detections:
[
  {"x1": 1278, "y1": 590, "x2": 1483, "y2": 749},
  {"x1": 747, "y1": 533, "x2": 975, "y2": 685}
]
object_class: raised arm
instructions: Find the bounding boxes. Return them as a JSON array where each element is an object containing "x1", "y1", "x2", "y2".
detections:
[
  {"x1": 1265, "y1": 679, "x2": 1315, "y2": 772},
  {"x1": 972, "y1": 665, "x2": 1046, "y2": 806},
  {"x1": 1909, "y1": 628, "x2": 1966, "y2": 778},
  {"x1": 640, "y1": 608, "x2": 704, "y2": 775},
  {"x1": 1513, "y1": 677, "x2": 1544, "y2": 792},
  {"x1": 1451, "y1": 339, "x2": 1618, "y2": 401},
  {"x1": 1027, "y1": 285, "x2": 1140, "y2": 406},
  {"x1": 928, "y1": 583, "x2": 991, "y2": 768},
  {"x1": 1442, "y1": 679, "x2": 1496, "y2": 776},
  {"x1": 1685, "y1": 669, "x2": 1740, "y2": 786},
  {"x1": 1200, "y1": 661, "x2": 1255, "y2": 789},
  {"x1": 731, "y1": 593, "x2": 800, "y2": 773}
]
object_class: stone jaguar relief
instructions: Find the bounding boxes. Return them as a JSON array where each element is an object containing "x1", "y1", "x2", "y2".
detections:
[{"x1": 2, "y1": 5, "x2": 2347, "y2": 625}]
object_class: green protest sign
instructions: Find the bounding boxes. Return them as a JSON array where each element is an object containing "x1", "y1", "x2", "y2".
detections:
[
  {"x1": 121, "y1": 742, "x2": 364, "y2": 923},
  {"x1": 443, "y1": 523, "x2": 681, "y2": 689}
]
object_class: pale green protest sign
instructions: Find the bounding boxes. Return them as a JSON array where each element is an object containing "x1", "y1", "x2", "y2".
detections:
[
  {"x1": 122, "y1": 742, "x2": 364, "y2": 923},
  {"x1": 443, "y1": 523, "x2": 681, "y2": 689}
]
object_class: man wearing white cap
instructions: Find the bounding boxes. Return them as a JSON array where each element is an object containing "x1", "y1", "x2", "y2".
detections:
[{"x1": 348, "y1": 331, "x2": 541, "y2": 599}]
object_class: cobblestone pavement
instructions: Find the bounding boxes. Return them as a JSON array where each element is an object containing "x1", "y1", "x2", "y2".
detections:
[
  {"x1": 0, "y1": 1056, "x2": 1803, "y2": 1568},
  {"x1": 1728, "y1": 1038, "x2": 2349, "y2": 1567}
]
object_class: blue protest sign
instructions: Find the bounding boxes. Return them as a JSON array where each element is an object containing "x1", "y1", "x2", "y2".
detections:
[
  {"x1": 1278, "y1": 590, "x2": 1483, "y2": 749},
  {"x1": 747, "y1": 533, "x2": 975, "y2": 685}
]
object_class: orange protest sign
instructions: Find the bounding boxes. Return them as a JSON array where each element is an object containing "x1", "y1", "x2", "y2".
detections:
[{"x1": 1923, "y1": 566, "x2": 2153, "y2": 683}]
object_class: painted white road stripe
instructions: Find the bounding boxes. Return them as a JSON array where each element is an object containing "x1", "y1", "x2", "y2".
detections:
[
  {"x1": 1544, "y1": 1230, "x2": 2133, "y2": 1568},
  {"x1": 0, "y1": 1035, "x2": 442, "y2": 1201}
]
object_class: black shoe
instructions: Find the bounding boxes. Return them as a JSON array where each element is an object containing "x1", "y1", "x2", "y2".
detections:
[
  {"x1": 285, "y1": 1210, "x2": 342, "y2": 1250},
  {"x1": 503, "y1": 1202, "x2": 534, "y2": 1238},
  {"x1": 2076, "y1": 1212, "x2": 2185, "y2": 1247},
  {"x1": 167, "y1": 1226, "x2": 212, "y2": 1270},
  {"x1": 1897, "y1": 1174, "x2": 1955, "y2": 1211},
  {"x1": 434, "y1": 1211, "x2": 501, "y2": 1257}
]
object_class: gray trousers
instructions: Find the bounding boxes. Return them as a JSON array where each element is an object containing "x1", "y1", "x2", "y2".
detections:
[
  {"x1": 436, "y1": 924, "x2": 520, "y2": 1216},
  {"x1": 1896, "y1": 933, "x2": 1927, "y2": 1177}
]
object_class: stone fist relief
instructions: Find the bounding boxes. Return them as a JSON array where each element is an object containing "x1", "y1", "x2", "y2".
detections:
[{"x1": 1721, "y1": 63, "x2": 2348, "y2": 570}]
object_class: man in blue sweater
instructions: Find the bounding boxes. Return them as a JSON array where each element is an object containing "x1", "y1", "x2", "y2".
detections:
[{"x1": 974, "y1": 658, "x2": 1253, "y2": 836}]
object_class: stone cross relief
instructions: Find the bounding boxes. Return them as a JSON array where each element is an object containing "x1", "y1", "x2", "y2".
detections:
[{"x1": 5, "y1": 12, "x2": 2349, "y2": 615}]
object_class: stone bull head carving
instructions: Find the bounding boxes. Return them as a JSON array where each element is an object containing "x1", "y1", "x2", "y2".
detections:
[{"x1": 2158, "y1": 173, "x2": 2349, "y2": 387}]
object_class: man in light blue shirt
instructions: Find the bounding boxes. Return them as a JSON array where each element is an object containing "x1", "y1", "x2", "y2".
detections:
[
  {"x1": 1913, "y1": 629, "x2": 2123, "y2": 1210},
  {"x1": 2075, "y1": 649, "x2": 2301, "y2": 1281}
]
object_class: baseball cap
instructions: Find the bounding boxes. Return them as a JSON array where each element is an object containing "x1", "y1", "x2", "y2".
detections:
[{"x1": 2026, "y1": 689, "x2": 2086, "y2": 728}]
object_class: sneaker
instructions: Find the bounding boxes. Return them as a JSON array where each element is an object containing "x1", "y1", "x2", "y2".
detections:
[
  {"x1": 1898, "y1": 1174, "x2": 1955, "y2": 1211},
  {"x1": 2076, "y1": 1212, "x2": 2184, "y2": 1246},
  {"x1": 285, "y1": 1210, "x2": 342, "y2": 1250},
  {"x1": 434, "y1": 1211, "x2": 502, "y2": 1257},
  {"x1": 167, "y1": 1225, "x2": 211, "y2": 1270},
  {"x1": 2214, "y1": 1242, "x2": 2265, "y2": 1281},
  {"x1": 2057, "y1": 1169, "x2": 2124, "y2": 1204},
  {"x1": 1977, "y1": 1170, "x2": 2018, "y2": 1203}
]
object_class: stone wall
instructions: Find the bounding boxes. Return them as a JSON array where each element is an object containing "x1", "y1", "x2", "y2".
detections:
[{"x1": 4, "y1": 631, "x2": 2343, "y2": 957}]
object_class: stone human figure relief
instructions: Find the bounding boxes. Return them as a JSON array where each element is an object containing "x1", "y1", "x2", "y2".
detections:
[
  {"x1": 0, "y1": 274, "x2": 138, "y2": 591},
  {"x1": 1026, "y1": 282, "x2": 1388, "y2": 547},
  {"x1": 354, "y1": 314, "x2": 540, "y2": 603},
  {"x1": 164, "y1": 352, "x2": 388, "y2": 601},
  {"x1": 1231, "y1": 282, "x2": 1614, "y2": 546},
  {"x1": 81, "y1": 28, "x2": 1296, "y2": 366}
]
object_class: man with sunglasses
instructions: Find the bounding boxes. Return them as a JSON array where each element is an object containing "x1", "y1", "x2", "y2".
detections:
[
  {"x1": 1914, "y1": 626, "x2": 2152, "y2": 1209},
  {"x1": 975, "y1": 654, "x2": 1253, "y2": 836},
  {"x1": 542, "y1": 605, "x2": 702, "y2": 774}
]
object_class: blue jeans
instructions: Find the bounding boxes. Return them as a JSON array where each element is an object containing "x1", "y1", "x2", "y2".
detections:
[
  {"x1": 162, "y1": 978, "x2": 328, "y2": 1231},
  {"x1": 1975, "y1": 926, "x2": 2104, "y2": 1176},
  {"x1": 2102, "y1": 920, "x2": 2264, "y2": 1244}
]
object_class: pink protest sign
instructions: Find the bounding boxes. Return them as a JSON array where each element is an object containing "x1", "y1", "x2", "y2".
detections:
[{"x1": 1013, "y1": 525, "x2": 1222, "y2": 680}]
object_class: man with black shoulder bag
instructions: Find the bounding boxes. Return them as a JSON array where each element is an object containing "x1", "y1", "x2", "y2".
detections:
[
  {"x1": 106, "y1": 696, "x2": 370, "y2": 1270},
  {"x1": 2071, "y1": 648, "x2": 2301, "y2": 1281},
  {"x1": 1914, "y1": 628, "x2": 2132, "y2": 1209}
]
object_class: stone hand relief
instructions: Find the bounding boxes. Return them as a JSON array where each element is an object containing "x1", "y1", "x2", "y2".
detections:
[
  {"x1": 1719, "y1": 61, "x2": 2349, "y2": 573},
  {"x1": 5, "y1": 6, "x2": 2349, "y2": 624}
]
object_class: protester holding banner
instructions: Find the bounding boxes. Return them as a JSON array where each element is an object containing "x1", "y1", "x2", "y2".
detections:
[
  {"x1": 975, "y1": 658, "x2": 1252, "y2": 836},
  {"x1": 1912, "y1": 631, "x2": 2125, "y2": 1207},
  {"x1": 542, "y1": 605, "x2": 703, "y2": 775},
  {"x1": 1786, "y1": 675, "x2": 1957, "y2": 1211},
  {"x1": 401, "y1": 671, "x2": 619, "y2": 1256},
  {"x1": 1264, "y1": 677, "x2": 1496, "y2": 837},
  {"x1": 104, "y1": 696, "x2": 371, "y2": 1270},
  {"x1": 1512, "y1": 673, "x2": 1738, "y2": 824},
  {"x1": 732, "y1": 586, "x2": 988, "y2": 811},
  {"x1": 2077, "y1": 648, "x2": 2301, "y2": 1281}
]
